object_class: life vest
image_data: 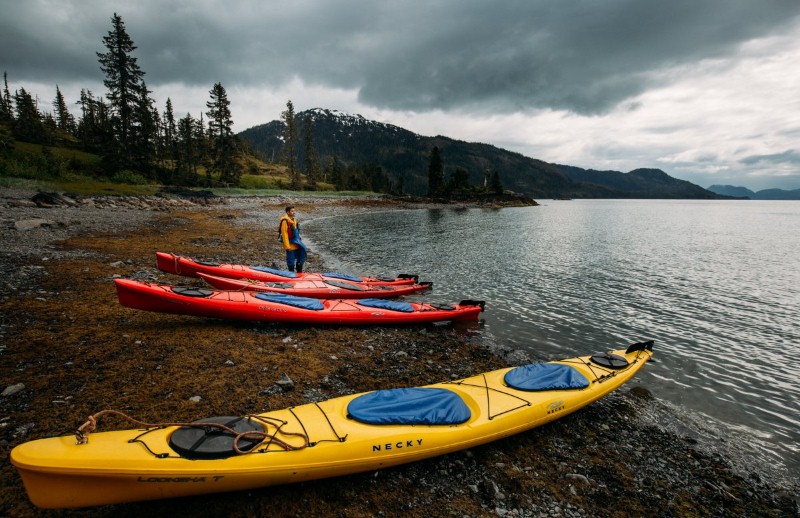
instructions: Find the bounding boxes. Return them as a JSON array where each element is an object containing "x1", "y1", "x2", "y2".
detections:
[
  {"x1": 278, "y1": 217, "x2": 296, "y2": 240},
  {"x1": 278, "y1": 215, "x2": 302, "y2": 246}
]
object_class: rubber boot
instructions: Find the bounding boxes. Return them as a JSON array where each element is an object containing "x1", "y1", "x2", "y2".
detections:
[
  {"x1": 296, "y1": 263, "x2": 304, "y2": 273},
  {"x1": 287, "y1": 265, "x2": 295, "y2": 272}
]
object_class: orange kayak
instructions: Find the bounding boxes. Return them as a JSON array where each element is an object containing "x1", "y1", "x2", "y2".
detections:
[
  {"x1": 197, "y1": 272, "x2": 432, "y2": 299},
  {"x1": 156, "y1": 252, "x2": 418, "y2": 285}
]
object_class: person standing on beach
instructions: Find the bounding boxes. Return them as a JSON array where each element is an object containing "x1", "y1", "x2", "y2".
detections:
[{"x1": 278, "y1": 206, "x2": 306, "y2": 272}]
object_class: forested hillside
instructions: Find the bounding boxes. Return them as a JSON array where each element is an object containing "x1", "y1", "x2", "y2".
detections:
[{"x1": 240, "y1": 108, "x2": 726, "y2": 199}]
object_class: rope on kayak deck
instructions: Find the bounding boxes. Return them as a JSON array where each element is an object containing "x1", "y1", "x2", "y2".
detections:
[
  {"x1": 560, "y1": 349, "x2": 649, "y2": 384},
  {"x1": 169, "y1": 253, "x2": 183, "y2": 275},
  {"x1": 75, "y1": 410, "x2": 309, "y2": 454},
  {"x1": 445, "y1": 375, "x2": 532, "y2": 420},
  {"x1": 288, "y1": 402, "x2": 348, "y2": 446}
]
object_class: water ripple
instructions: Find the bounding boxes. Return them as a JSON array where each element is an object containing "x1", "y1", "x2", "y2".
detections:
[{"x1": 305, "y1": 200, "x2": 800, "y2": 481}]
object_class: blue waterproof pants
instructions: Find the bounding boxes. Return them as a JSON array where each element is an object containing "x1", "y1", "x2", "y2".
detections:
[{"x1": 286, "y1": 245, "x2": 307, "y2": 271}]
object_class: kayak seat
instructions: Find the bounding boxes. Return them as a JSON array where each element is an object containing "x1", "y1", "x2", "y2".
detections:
[
  {"x1": 347, "y1": 387, "x2": 471, "y2": 425},
  {"x1": 356, "y1": 299, "x2": 414, "y2": 312},
  {"x1": 504, "y1": 363, "x2": 589, "y2": 391},
  {"x1": 250, "y1": 266, "x2": 298, "y2": 278},
  {"x1": 171, "y1": 287, "x2": 214, "y2": 298},
  {"x1": 254, "y1": 293, "x2": 324, "y2": 310}
]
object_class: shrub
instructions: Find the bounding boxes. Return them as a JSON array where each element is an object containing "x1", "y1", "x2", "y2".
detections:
[{"x1": 111, "y1": 170, "x2": 148, "y2": 185}]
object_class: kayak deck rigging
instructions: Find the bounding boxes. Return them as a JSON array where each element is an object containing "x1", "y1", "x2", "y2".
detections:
[{"x1": 73, "y1": 341, "x2": 653, "y2": 460}]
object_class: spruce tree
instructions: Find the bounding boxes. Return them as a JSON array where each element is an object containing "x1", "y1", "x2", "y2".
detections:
[
  {"x1": 53, "y1": 85, "x2": 75, "y2": 133},
  {"x1": 281, "y1": 100, "x2": 299, "y2": 189},
  {"x1": 163, "y1": 98, "x2": 177, "y2": 169},
  {"x1": 13, "y1": 87, "x2": 48, "y2": 143},
  {"x1": 448, "y1": 167, "x2": 471, "y2": 193},
  {"x1": 129, "y1": 80, "x2": 158, "y2": 172},
  {"x1": 490, "y1": 170, "x2": 503, "y2": 194},
  {"x1": 76, "y1": 89, "x2": 110, "y2": 152},
  {"x1": 303, "y1": 114, "x2": 319, "y2": 190},
  {"x1": 427, "y1": 146, "x2": 444, "y2": 196},
  {"x1": 97, "y1": 12, "x2": 146, "y2": 170},
  {"x1": 176, "y1": 113, "x2": 198, "y2": 183},
  {"x1": 206, "y1": 82, "x2": 239, "y2": 186},
  {"x1": 326, "y1": 155, "x2": 343, "y2": 190},
  {"x1": 1, "y1": 72, "x2": 12, "y2": 122}
]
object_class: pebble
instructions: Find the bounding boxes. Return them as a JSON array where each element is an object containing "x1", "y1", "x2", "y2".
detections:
[
  {"x1": 14, "y1": 219, "x2": 58, "y2": 231},
  {"x1": 2, "y1": 383, "x2": 25, "y2": 397},
  {"x1": 276, "y1": 373, "x2": 295, "y2": 391},
  {"x1": 565, "y1": 473, "x2": 589, "y2": 484}
]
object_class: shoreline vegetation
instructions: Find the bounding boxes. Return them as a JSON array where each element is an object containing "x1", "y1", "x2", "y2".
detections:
[{"x1": 0, "y1": 187, "x2": 796, "y2": 517}]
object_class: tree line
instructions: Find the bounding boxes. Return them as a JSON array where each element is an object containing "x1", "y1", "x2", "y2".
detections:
[
  {"x1": 1, "y1": 12, "x2": 500, "y2": 196},
  {"x1": 1, "y1": 13, "x2": 241, "y2": 187},
  {"x1": 427, "y1": 145, "x2": 503, "y2": 197}
]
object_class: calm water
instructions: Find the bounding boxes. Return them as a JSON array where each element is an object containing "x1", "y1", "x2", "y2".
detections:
[{"x1": 303, "y1": 199, "x2": 800, "y2": 485}]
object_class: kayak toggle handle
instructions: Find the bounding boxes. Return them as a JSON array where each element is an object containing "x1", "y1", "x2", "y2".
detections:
[{"x1": 459, "y1": 300, "x2": 486, "y2": 311}]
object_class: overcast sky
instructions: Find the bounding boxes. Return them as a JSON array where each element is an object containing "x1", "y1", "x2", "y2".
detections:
[{"x1": 3, "y1": 0, "x2": 800, "y2": 191}]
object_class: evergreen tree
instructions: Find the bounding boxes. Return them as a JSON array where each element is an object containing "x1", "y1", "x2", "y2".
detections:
[
  {"x1": 76, "y1": 88, "x2": 112, "y2": 152},
  {"x1": 427, "y1": 145, "x2": 444, "y2": 196},
  {"x1": 325, "y1": 154, "x2": 343, "y2": 190},
  {"x1": 1, "y1": 72, "x2": 12, "y2": 122},
  {"x1": 129, "y1": 80, "x2": 158, "y2": 172},
  {"x1": 52, "y1": 85, "x2": 76, "y2": 133},
  {"x1": 97, "y1": 12, "x2": 146, "y2": 170},
  {"x1": 490, "y1": 169, "x2": 503, "y2": 194},
  {"x1": 205, "y1": 82, "x2": 239, "y2": 186},
  {"x1": 367, "y1": 165, "x2": 392, "y2": 193},
  {"x1": 447, "y1": 167, "x2": 471, "y2": 193},
  {"x1": 280, "y1": 100, "x2": 299, "y2": 189},
  {"x1": 13, "y1": 87, "x2": 48, "y2": 143},
  {"x1": 196, "y1": 113, "x2": 213, "y2": 185},
  {"x1": 43, "y1": 112, "x2": 57, "y2": 134},
  {"x1": 163, "y1": 98, "x2": 177, "y2": 168},
  {"x1": 176, "y1": 113, "x2": 199, "y2": 183},
  {"x1": 302, "y1": 114, "x2": 319, "y2": 190}
]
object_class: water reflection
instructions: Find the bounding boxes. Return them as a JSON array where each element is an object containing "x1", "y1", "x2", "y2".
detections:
[{"x1": 304, "y1": 200, "x2": 800, "y2": 481}]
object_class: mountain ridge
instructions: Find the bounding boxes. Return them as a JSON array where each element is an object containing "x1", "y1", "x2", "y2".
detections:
[
  {"x1": 707, "y1": 184, "x2": 800, "y2": 200},
  {"x1": 239, "y1": 109, "x2": 728, "y2": 199}
]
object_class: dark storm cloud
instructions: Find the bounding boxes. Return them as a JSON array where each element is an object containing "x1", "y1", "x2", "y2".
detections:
[
  {"x1": 2, "y1": 0, "x2": 800, "y2": 115},
  {"x1": 741, "y1": 149, "x2": 800, "y2": 166}
]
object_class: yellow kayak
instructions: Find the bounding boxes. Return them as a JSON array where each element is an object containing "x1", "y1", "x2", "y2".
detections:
[{"x1": 11, "y1": 341, "x2": 653, "y2": 509}]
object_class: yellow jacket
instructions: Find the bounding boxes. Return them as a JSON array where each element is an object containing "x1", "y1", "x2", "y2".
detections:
[{"x1": 279, "y1": 214, "x2": 301, "y2": 251}]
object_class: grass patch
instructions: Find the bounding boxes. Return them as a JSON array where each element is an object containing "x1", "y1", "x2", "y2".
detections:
[{"x1": 12, "y1": 140, "x2": 103, "y2": 168}]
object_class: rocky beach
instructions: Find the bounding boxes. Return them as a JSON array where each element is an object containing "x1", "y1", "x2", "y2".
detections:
[{"x1": 0, "y1": 187, "x2": 796, "y2": 517}]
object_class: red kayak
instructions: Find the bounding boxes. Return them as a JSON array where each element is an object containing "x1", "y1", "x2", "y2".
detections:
[
  {"x1": 115, "y1": 279, "x2": 485, "y2": 325},
  {"x1": 156, "y1": 252, "x2": 418, "y2": 285},
  {"x1": 198, "y1": 273, "x2": 433, "y2": 299}
]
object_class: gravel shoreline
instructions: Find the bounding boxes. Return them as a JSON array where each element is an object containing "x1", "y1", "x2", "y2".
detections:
[{"x1": 1, "y1": 188, "x2": 797, "y2": 517}]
